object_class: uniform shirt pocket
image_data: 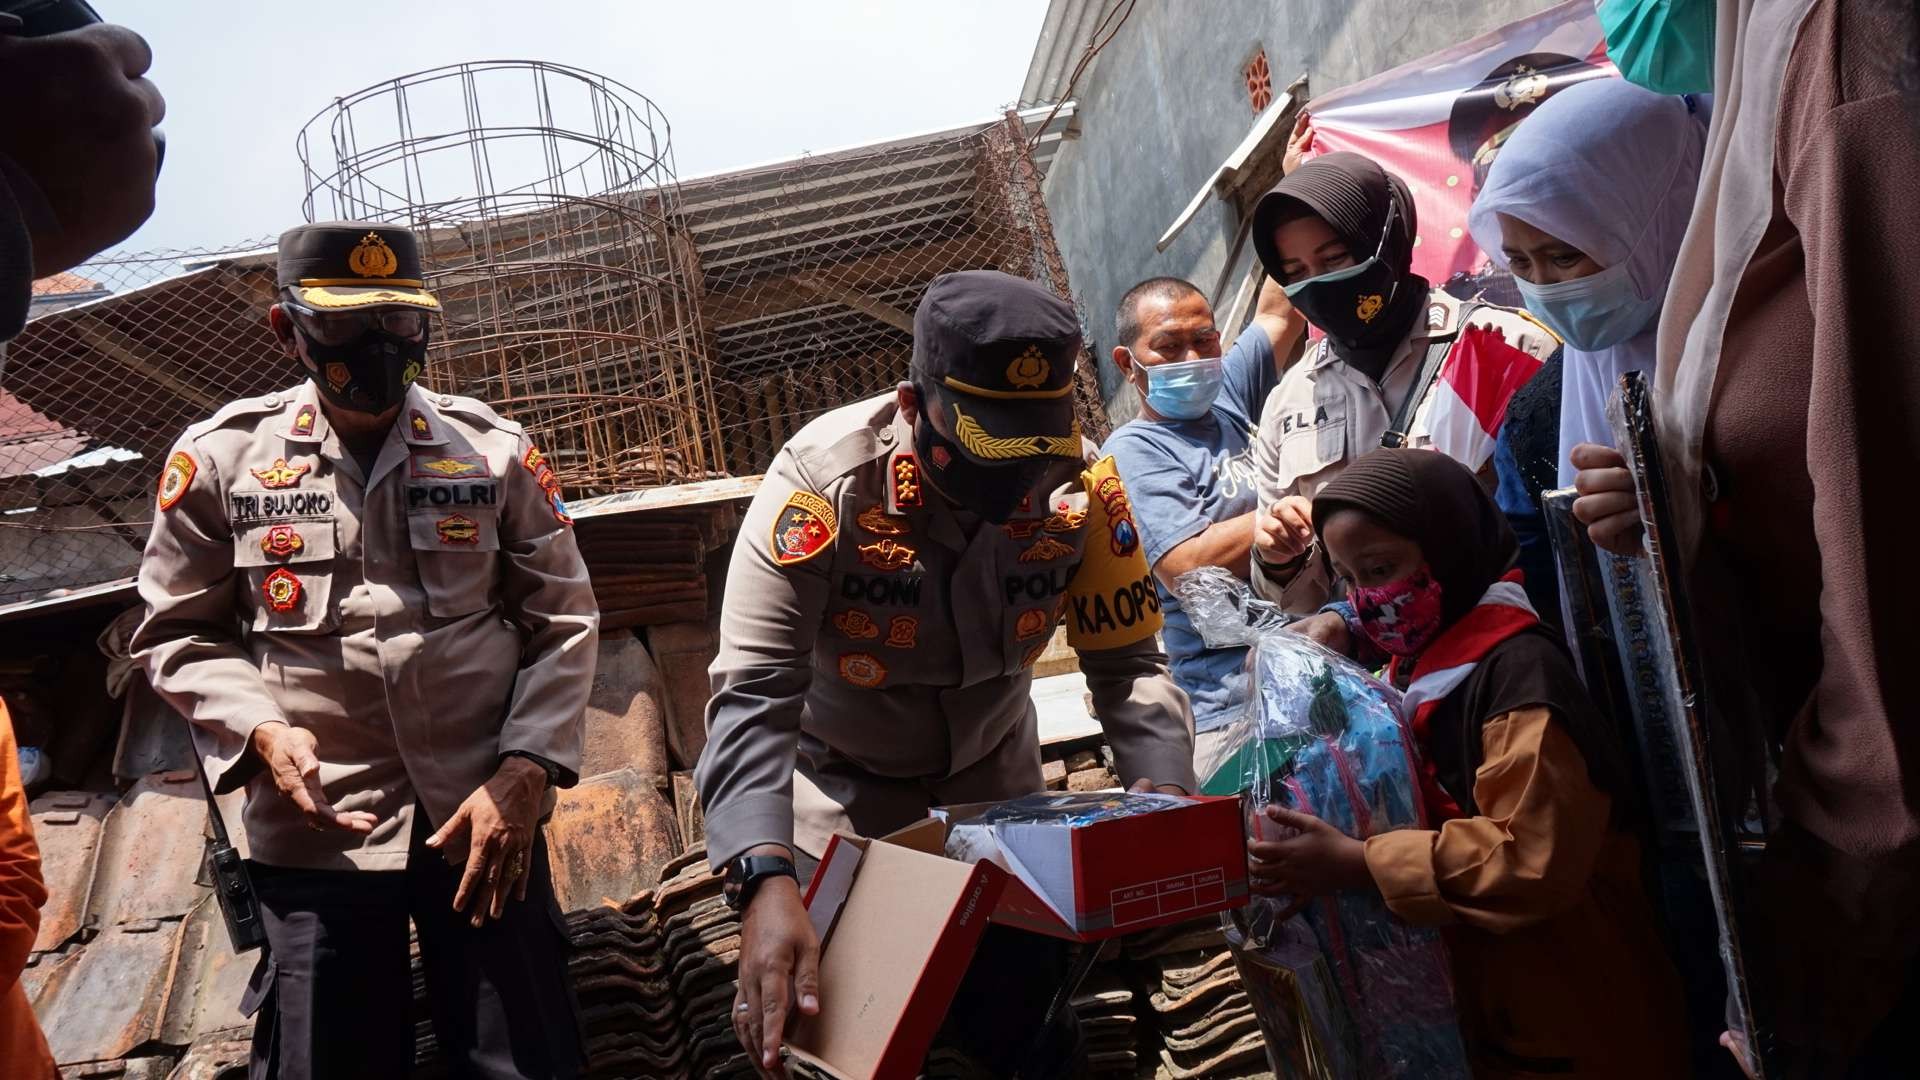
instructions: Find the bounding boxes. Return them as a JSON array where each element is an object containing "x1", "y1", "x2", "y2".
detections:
[
  {"x1": 407, "y1": 509, "x2": 502, "y2": 618},
  {"x1": 233, "y1": 519, "x2": 338, "y2": 633}
]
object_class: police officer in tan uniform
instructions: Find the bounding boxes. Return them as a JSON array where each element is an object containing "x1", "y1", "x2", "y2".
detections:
[
  {"x1": 1245, "y1": 153, "x2": 1559, "y2": 615},
  {"x1": 697, "y1": 271, "x2": 1195, "y2": 1078},
  {"x1": 133, "y1": 222, "x2": 598, "y2": 1080}
]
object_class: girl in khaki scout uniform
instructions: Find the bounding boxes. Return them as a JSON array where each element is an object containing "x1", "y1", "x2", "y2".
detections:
[{"x1": 1244, "y1": 153, "x2": 1560, "y2": 615}]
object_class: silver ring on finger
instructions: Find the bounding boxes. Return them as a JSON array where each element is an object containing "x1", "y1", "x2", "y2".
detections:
[{"x1": 736, "y1": 1001, "x2": 752, "y2": 1013}]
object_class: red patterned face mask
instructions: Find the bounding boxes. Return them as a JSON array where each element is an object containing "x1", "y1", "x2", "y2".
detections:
[{"x1": 1350, "y1": 563, "x2": 1445, "y2": 657}]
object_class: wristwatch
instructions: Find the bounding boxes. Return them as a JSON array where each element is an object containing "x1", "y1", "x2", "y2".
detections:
[
  {"x1": 724, "y1": 854, "x2": 798, "y2": 912},
  {"x1": 503, "y1": 751, "x2": 562, "y2": 790}
]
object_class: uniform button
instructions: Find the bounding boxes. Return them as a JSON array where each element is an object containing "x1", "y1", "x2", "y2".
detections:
[
  {"x1": 263, "y1": 394, "x2": 280, "y2": 408},
  {"x1": 879, "y1": 428, "x2": 895, "y2": 444},
  {"x1": 437, "y1": 395, "x2": 453, "y2": 408}
]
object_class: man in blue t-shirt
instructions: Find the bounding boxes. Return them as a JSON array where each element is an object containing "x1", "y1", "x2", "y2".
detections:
[{"x1": 1102, "y1": 277, "x2": 1302, "y2": 769}]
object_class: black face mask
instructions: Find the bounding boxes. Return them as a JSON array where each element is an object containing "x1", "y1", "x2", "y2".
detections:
[
  {"x1": 1281, "y1": 201, "x2": 1405, "y2": 349},
  {"x1": 915, "y1": 416, "x2": 1059, "y2": 524},
  {"x1": 295, "y1": 324, "x2": 430, "y2": 415}
]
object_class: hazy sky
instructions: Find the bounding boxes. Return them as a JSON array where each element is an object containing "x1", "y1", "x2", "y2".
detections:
[{"x1": 116, "y1": 0, "x2": 1049, "y2": 254}]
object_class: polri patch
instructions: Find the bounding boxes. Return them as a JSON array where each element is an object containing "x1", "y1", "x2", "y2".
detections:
[
  {"x1": 1015, "y1": 607, "x2": 1050, "y2": 640},
  {"x1": 770, "y1": 491, "x2": 837, "y2": 566},
  {"x1": 411, "y1": 454, "x2": 487, "y2": 479},
  {"x1": 250, "y1": 458, "x2": 310, "y2": 490},
  {"x1": 437, "y1": 513, "x2": 480, "y2": 545},
  {"x1": 549, "y1": 490, "x2": 573, "y2": 526},
  {"x1": 260, "y1": 524, "x2": 304, "y2": 559},
  {"x1": 838, "y1": 652, "x2": 887, "y2": 688},
  {"x1": 157, "y1": 452, "x2": 196, "y2": 511},
  {"x1": 262, "y1": 567, "x2": 302, "y2": 612},
  {"x1": 885, "y1": 616, "x2": 917, "y2": 649},
  {"x1": 522, "y1": 445, "x2": 560, "y2": 494}
]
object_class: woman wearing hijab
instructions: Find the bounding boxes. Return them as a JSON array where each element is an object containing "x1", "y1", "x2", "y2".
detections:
[
  {"x1": 1248, "y1": 448, "x2": 1688, "y2": 1079},
  {"x1": 1246, "y1": 152, "x2": 1560, "y2": 614},
  {"x1": 1467, "y1": 77, "x2": 1707, "y2": 492}
]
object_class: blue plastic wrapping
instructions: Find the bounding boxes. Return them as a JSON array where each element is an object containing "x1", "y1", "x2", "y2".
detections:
[{"x1": 1180, "y1": 567, "x2": 1471, "y2": 1080}]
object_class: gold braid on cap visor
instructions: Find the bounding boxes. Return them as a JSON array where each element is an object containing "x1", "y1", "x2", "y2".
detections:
[{"x1": 949, "y1": 402, "x2": 1082, "y2": 460}]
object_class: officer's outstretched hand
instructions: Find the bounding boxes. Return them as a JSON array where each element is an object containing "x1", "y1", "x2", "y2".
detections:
[
  {"x1": 734, "y1": 860, "x2": 820, "y2": 1080},
  {"x1": 426, "y1": 756, "x2": 547, "y2": 929},
  {"x1": 250, "y1": 721, "x2": 379, "y2": 835}
]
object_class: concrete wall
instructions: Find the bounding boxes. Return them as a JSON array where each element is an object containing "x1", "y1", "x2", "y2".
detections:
[{"x1": 1041, "y1": 0, "x2": 1561, "y2": 419}]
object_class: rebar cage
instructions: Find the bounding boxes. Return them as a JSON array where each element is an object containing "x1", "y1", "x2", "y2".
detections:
[{"x1": 297, "y1": 60, "x2": 721, "y2": 493}]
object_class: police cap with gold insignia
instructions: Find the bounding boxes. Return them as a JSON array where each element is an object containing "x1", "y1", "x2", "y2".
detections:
[
  {"x1": 275, "y1": 220, "x2": 440, "y2": 312},
  {"x1": 911, "y1": 270, "x2": 1082, "y2": 465}
]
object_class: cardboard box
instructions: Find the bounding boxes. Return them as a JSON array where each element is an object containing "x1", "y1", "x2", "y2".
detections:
[
  {"x1": 939, "y1": 792, "x2": 1249, "y2": 941},
  {"x1": 789, "y1": 824, "x2": 1007, "y2": 1080},
  {"x1": 789, "y1": 794, "x2": 1248, "y2": 1079}
]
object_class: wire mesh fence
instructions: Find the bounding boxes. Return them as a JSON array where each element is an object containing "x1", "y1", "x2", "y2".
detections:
[{"x1": 0, "y1": 104, "x2": 1099, "y2": 611}]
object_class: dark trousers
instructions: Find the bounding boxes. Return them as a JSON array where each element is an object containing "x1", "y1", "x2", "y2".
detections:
[{"x1": 244, "y1": 810, "x2": 583, "y2": 1080}]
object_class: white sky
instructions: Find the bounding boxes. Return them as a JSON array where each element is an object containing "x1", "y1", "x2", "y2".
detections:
[{"x1": 116, "y1": 0, "x2": 1049, "y2": 253}]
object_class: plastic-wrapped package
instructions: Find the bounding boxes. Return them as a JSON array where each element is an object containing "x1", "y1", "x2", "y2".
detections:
[{"x1": 1179, "y1": 567, "x2": 1470, "y2": 1080}]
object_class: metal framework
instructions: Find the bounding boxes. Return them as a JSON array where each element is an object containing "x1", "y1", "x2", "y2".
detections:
[{"x1": 296, "y1": 60, "x2": 720, "y2": 492}]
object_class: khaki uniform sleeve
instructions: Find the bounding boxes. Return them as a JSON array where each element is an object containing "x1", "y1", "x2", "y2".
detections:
[
  {"x1": 1249, "y1": 384, "x2": 1333, "y2": 611},
  {"x1": 132, "y1": 435, "x2": 289, "y2": 792},
  {"x1": 496, "y1": 432, "x2": 599, "y2": 785},
  {"x1": 1079, "y1": 638, "x2": 1196, "y2": 793},
  {"x1": 695, "y1": 451, "x2": 836, "y2": 866},
  {"x1": 1362, "y1": 707, "x2": 1610, "y2": 931}
]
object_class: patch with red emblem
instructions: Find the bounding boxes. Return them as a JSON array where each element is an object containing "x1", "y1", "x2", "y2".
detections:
[
  {"x1": 1096, "y1": 475, "x2": 1141, "y2": 557},
  {"x1": 157, "y1": 452, "x2": 196, "y2": 510},
  {"x1": 892, "y1": 454, "x2": 923, "y2": 509},
  {"x1": 1018, "y1": 536, "x2": 1076, "y2": 564},
  {"x1": 838, "y1": 652, "x2": 887, "y2": 688},
  {"x1": 856, "y1": 504, "x2": 909, "y2": 536},
  {"x1": 250, "y1": 458, "x2": 310, "y2": 489},
  {"x1": 259, "y1": 525, "x2": 304, "y2": 559},
  {"x1": 437, "y1": 513, "x2": 480, "y2": 545},
  {"x1": 858, "y1": 538, "x2": 917, "y2": 572},
  {"x1": 324, "y1": 362, "x2": 351, "y2": 393},
  {"x1": 884, "y1": 616, "x2": 918, "y2": 648},
  {"x1": 931, "y1": 445, "x2": 951, "y2": 469},
  {"x1": 833, "y1": 609, "x2": 880, "y2": 639},
  {"x1": 522, "y1": 445, "x2": 560, "y2": 494},
  {"x1": 1015, "y1": 607, "x2": 1051, "y2": 640},
  {"x1": 770, "y1": 491, "x2": 837, "y2": 566},
  {"x1": 262, "y1": 568, "x2": 302, "y2": 612}
]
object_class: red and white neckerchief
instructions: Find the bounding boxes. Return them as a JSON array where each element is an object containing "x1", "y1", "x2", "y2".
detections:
[{"x1": 1388, "y1": 571, "x2": 1539, "y2": 822}]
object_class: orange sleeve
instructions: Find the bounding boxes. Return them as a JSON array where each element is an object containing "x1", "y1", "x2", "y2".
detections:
[
  {"x1": 1362, "y1": 707, "x2": 1611, "y2": 932},
  {"x1": 0, "y1": 699, "x2": 46, "y2": 994}
]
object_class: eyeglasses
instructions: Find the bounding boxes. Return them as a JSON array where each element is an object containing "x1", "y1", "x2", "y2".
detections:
[{"x1": 284, "y1": 301, "x2": 430, "y2": 346}]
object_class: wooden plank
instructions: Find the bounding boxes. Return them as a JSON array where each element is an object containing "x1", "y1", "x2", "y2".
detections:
[{"x1": 66, "y1": 320, "x2": 223, "y2": 412}]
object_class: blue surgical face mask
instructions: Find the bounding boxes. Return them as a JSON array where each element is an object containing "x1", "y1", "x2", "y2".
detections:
[
  {"x1": 1598, "y1": 0, "x2": 1716, "y2": 96},
  {"x1": 1514, "y1": 262, "x2": 1663, "y2": 352},
  {"x1": 1134, "y1": 353, "x2": 1225, "y2": 420}
]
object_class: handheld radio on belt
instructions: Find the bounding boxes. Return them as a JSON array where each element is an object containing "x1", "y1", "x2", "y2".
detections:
[{"x1": 192, "y1": 750, "x2": 268, "y2": 953}]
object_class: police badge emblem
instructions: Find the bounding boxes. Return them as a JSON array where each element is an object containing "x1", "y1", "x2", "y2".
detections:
[
  {"x1": 259, "y1": 525, "x2": 304, "y2": 559},
  {"x1": 770, "y1": 491, "x2": 837, "y2": 566},
  {"x1": 157, "y1": 452, "x2": 197, "y2": 510},
  {"x1": 262, "y1": 568, "x2": 302, "y2": 612},
  {"x1": 250, "y1": 458, "x2": 310, "y2": 489}
]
